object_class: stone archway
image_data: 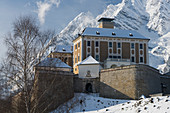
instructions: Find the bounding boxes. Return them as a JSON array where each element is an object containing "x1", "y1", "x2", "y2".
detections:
[{"x1": 85, "y1": 83, "x2": 93, "y2": 93}]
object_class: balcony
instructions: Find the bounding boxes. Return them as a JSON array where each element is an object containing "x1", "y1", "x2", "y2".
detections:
[
  {"x1": 106, "y1": 58, "x2": 130, "y2": 62},
  {"x1": 104, "y1": 58, "x2": 131, "y2": 69}
]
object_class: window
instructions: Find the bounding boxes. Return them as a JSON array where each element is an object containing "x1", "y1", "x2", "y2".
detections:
[
  {"x1": 78, "y1": 56, "x2": 80, "y2": 61},
  {"x1": 75, "y1": 44, "x2": 77, "y2": 50},
  {"x1": 140, "y1": 44, "x2": 143, "y2": 49},
  {"x1": 113, "y1": 56, "x2": 117, "y2": 58},
  {"x1": 131, "y1": 43, "x2": 134, "y2": 49},
  {"x1": 75, "y1": 58, "x2": 77, "y2": 63},
  {"x1": 109, "y1": 42, "x2": 112, "y2": 47},
  {"x1": 140, "y1": 57, "x2": 143, "y2": 63},
  {"x1": 109, "y1": 55, "x2": 112, "y2": 58},
  {"x1": 118, "y1": 42, "x2": 121, "y2": 48},
  {"x1": 96, "y1": 55, "x2": 99, "y2": 61},
  {"x1": 96, "y1": 31, "x2": 100, "y2": 35},
  {"x1": 78, "y1": 42, "x2": 80, "y2": 47},
  {"x1": 131, "y1": 57, "x2": 135, "y2": 62},
  {"x1": 118, "y1": 56, "x2": 121, "y2": 59},
  {"x1": 87, "y1": 41, "x2": 90, "y2": 46},
  {"x1": 129, "y1": 33, "x2": 133, "y2": 36},
  {"x1": 95, "y1": 41, "x2": 99, "y2": 47},
  {"x1": 87, "y1": 54, "x2": 91, "y2": 57},
  {"x1": 112, "y1": 32, "x2": 116, "y2": 35},
  {"x1": 64, "y1": 58, "x2": 67, "y2": 63}
]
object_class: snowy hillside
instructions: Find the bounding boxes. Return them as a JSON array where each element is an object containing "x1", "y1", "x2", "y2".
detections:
[
  {"x1": 53, "y1": 93, "x2": 170, "y2": 113},
  {"x1": 51, "y1": 0, "x2": 170, "y2": 72}
]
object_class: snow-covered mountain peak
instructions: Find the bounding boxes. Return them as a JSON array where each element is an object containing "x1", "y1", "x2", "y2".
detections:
[
  {"x1": 57, "y1": 12, "x2": 95, "y2": 45},
  {"x1": 146, "y1": 0, "x2": 170, "y2": 35},
  {"x1": 49, "y1": 0, "x2": 170, "y2": 72}
]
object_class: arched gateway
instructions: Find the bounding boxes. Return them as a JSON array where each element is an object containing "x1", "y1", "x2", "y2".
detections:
[{"x1": 85, "y1": 83, "x2": 93, "y2": 93}]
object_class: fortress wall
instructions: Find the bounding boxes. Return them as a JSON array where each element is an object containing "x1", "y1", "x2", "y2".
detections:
[
  {"x1": 32, "y1": 67, "x2": 74, "y2": 112},
  {"x1": 135, "y1": 65, "x2": 162, "y2": 98},
  {"x1": 100, "y1": 64, "x2": 162, "y2": 99},
  {"x1": 161, "y1": 75, "x2": 170, "y2": 95}
]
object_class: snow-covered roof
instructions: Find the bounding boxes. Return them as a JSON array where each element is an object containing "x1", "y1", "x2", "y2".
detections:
[
  {"x1": 98, "y1": 18, "x2": 114, "y2": 22},
  {"x1": 78, "y1": 56, "x2": 99, "y2": 65},
  {"x1": 36, "y1": 58, "x2": 71, "y2": 68},
  {"x1": 52, "y1": 45, "x2": 72, "y2": 53},
  {"x1": 82, "y1": 27, "x2": 149, "y2": 40}
]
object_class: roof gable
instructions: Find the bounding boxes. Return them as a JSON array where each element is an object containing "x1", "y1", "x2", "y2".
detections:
[
  {"x1": 50, "y1": 45, "x2": 72, "y2": 53},
  {"x1": 36, "y1": 58, "x2": 71, "y2": 68},
  {"x1": 78, "y1": 56, "x2": 99, "y2": 65}
]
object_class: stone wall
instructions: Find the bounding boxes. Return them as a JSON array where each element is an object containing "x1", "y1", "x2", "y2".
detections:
[
  {"x1": 100, "y1": 64, "x2": 162, "y2": 100},
  {"x1": 32, "y1": 67, "x2": 74, "y2": 112},
  {"x1": 161, "y1": 75, "x2": 170, "y2": 95},
  {"x1": 73, "y1": 75, "x2": 100, "y2": 93}
]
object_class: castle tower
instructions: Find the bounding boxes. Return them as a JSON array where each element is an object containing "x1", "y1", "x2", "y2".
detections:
[{"x1": 98, "y1": 18, "x2": 114, "y2": 29}]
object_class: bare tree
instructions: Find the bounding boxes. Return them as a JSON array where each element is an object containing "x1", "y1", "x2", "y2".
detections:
[
  {"x1": 0, "y1": 15, "x2": 56, "y2": 113},
  {"x1": 4, "y1": 16, "x2": 39, "y2": 113},
  {"x1": 36, "y1": 30, "x2": 55, "y2": 62}
]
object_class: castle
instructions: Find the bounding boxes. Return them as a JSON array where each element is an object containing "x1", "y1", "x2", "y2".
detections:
[
  {"x1": 73, "y1": 18, "x2": 149, "y2": 74},
  {"x1": 12, "y1": 18, "x2": 170, "y2": 112}
]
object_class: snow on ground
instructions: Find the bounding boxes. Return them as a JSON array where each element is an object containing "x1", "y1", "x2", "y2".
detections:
[{"x1": 52, "y1": 93, "x2": 170, "y2": 113}]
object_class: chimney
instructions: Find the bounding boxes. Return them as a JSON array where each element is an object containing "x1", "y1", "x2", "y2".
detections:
[{"x1": 98, "y1": 18, "x2": 114, "y2": 29}]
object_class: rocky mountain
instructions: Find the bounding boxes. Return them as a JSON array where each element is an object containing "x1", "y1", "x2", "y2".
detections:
[{"x1": 52, "y1": 0, "x2": 170, "y2": 73}]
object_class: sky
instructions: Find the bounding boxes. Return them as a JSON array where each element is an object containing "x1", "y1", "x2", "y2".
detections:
[{"x1": 0, "y1": 0, "x2": 121, "y2": 61}]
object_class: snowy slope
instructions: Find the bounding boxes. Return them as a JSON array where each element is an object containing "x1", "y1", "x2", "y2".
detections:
[
  {"x1": 57, "y1": 12, "x2": 95, "y2": 45},
  {"x1": 53, "y1": 93, "x2": 170, "y2": 113},
  {"x1": 50, "y1": 0, "x2": 170, "y2": 72},
  {"x1": 146, "y1": 0, "x2": 170, "y2": 35},
  {"x1": 156, "y1": 32, "x2": 170, "y2": 73}
]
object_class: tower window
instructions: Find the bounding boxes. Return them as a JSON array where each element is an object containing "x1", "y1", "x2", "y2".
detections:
[
  {"x1": 131, "y1": 43, "x2": 134, "y2": 49},
  {"x1": 140, "y1": 44, "x2": 143, "y2": 49},
  {"x1": 109, "y1": 42, "x2": 112, "y2": 47},
  {"x1": 95, "y1": 41, "x2": 99, "y2": 47},
  {"x1": 87, "y1": 41, "x2": 90, "y2": 46}
]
